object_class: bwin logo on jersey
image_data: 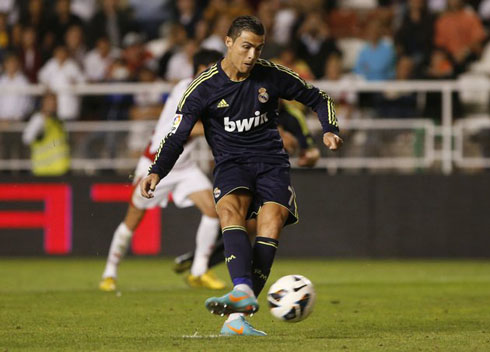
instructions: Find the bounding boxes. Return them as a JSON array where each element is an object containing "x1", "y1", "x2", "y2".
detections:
[{"x1": 224, "y1": 111, "x2": 268, "y2": 132}]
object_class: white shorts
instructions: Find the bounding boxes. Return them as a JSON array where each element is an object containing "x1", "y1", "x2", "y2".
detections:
[{"x1": 131, "y1": 157, "x2": 212, "y2": 209}]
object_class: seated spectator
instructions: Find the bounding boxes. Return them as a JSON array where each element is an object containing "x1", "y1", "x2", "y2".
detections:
[
  {"x1": 322, "y1": 53, "x2": 359, "y2": 125},
  {"x1": 38, "y1": 45, "x2": 85, "y2": 120},
  {"x1": 64, "y1": 24, "x2": 86, "y2": 68},
  {"x1": 84, "y1": 36, "x2": 119, "y2": 82},
  {"x1": 82, "y1": 36, "x2": 119, "y2": 121},
  {"x1": 19, "y1": 0, "x2": 50, "y2": 52},
  {"x1": 22, "y1": 92, "x2": 70, "y2": 176},
  {"x1": 17, "y1": 26, "x2": 43, "y2": 83},
  {"x1": 121, "y1": 32, "x2": 156, "y2": 80},
  {"x1": 395, "y1": 0, "x2": 435, "y2": 77},
  {"x1": 165, "y1": 39, "x2": 196, "y2": 82},
  {"x1": 353, "y1": 19, "x2": 396, "y2": 81},
  {"x1": 201, "y1": 15, "x2": 231, "y2": 54},
  {"x1": 174, "y1": 0, "x2": 202, "y2": 39},
  {"x1": 45, "y1": 0, "x2": 83, "y2": 49},
  {"x1": 0, "y1": 53, "x2": 33, "y2": 163},
  {"x1": 0, "y1": 53, "x2": 33, "y2": 122},
  {"x1": 434, "y1": 0, "x2": 486, "y2": 73},
  {"x1": 88, "y1": 0, "x2": 137, "y2": 47},
  {"x1": 257, "y1": 0, "x2": 282, "y2": 59},
  {"x1": 295, "y1": 11, "x2": 341, "y2": 79},
  {"x1": 128, "y1": 66, "x2": 164, "y2": 157},
  {"x1": 128, "y1": 0, "x2": 172, "y2": 40}
]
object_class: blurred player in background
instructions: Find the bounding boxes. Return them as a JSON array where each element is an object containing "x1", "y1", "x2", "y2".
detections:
[
  {"x1": 141, "y1": 16, "x2": 342, "y2": 336},
  {"x1": 99, "y1": 49, "x2": 225, "y2": 292}
]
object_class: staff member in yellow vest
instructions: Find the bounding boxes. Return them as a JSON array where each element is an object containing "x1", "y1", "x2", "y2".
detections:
[{"x1": 22, "y1": 92, "x2": 70, "y2": 176}]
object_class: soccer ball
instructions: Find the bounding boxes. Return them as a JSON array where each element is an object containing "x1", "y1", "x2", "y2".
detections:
[{"x1": 267, "y1": 274, "x2": 316, "y2": 322}]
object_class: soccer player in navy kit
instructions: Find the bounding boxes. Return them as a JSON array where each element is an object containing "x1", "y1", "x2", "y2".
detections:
[{"x1": 141, "y1": 16, "x2": 343, "y2": 336}]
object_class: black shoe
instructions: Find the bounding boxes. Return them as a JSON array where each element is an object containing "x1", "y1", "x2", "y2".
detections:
[{"x1": 173, "y1": 251, "x2": 194, "y2": 273}]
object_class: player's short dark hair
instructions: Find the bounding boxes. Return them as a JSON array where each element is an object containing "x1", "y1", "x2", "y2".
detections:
[
  {"x1": 227, "y1": 15, "x2": 265, "y2": 41},
  {"x1": 193, "y1": 48, "x2": 222, "y2": 75}
]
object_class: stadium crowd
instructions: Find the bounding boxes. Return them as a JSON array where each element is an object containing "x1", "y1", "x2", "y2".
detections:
[{"x1": 0, "y1": 0, "x2": 490, "y2": 169}]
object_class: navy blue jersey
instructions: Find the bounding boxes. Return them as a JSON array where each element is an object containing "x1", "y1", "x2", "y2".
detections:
[{"x1": 150, "y1": 58, "x2": 339, "y2": 178}]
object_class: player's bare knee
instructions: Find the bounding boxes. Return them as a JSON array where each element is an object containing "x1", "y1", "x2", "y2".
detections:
[{"x1": 201, "y1": 204, "x2": 218, "y2": 218}]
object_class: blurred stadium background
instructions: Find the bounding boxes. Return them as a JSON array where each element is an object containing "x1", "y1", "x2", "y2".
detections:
[
  {"x1": 0, "y1": 1, "x2": 490, "y2": 350},
  {"x1": 0, "y1": 0, "x2": 488, "y2": 257}
]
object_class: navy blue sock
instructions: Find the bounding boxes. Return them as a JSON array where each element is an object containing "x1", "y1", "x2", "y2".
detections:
[
  {"x1": 222, "y1": 226, "x2": 253, "y2": 288},
  {"x1": 252, "y1": 236, "x2": 279, "y2": 297}
]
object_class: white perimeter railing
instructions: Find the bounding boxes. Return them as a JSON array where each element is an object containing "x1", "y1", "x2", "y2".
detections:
[{"x1": 0, "y1": 80, "x2": 489, "y2": 174}]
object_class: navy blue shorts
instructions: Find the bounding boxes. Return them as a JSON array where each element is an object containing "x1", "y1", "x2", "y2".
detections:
[{"x1": 213, "y1": 161, "x2": 298, "y2": 226}]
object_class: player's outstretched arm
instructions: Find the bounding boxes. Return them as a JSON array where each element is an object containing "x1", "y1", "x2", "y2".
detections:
[
  {"x1": 323, "y1": 132, "x2": 343, "y2": 151},
  {"x1": 140, "y1": 173, "x2": 161, "y2": 199}
]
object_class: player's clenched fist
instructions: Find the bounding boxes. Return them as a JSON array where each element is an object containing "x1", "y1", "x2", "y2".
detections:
[
  {"x1": 323, "y1": 132, "x2": 343, "y2": 151},
  {"x1": 140, "y1": 173, "x2": 161, "y2": 198}
]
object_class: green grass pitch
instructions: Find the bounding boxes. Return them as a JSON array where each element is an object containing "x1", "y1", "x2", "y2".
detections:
[{"x1": 1, "y1": 258, "x2": 489, "y2": 351}]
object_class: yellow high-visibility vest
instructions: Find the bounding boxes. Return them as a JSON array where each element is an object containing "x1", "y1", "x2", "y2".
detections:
[{"x1": 31, "y1": 116, "x2": 70, "y2": 176}]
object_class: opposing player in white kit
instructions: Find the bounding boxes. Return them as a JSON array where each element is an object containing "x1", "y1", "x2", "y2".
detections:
[{"x1": 99, "y1": 49, "x2": 225, "y2": 292}]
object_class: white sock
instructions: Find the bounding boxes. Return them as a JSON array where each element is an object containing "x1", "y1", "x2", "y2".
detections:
[
  {"x1": 190, "y1": 215, "x2": 220, "y2": 276},
  {"x1": 226, "y1": 313, "x2": 244, "y2": 323},
  {"x1": 234, "y1": 283, "x2": 255, "y2": 298},
  {"x1": 102, "y1": 222, "x2": 133, "y2": 279}
]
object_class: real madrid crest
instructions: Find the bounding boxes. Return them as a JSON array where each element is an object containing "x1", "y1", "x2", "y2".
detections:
[{"x1": 258, "y1": 87, "x2": 269, "y2": 103}]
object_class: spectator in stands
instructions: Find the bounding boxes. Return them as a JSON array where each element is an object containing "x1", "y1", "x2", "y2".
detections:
[
  {"x1": 88, "y1": 0, "x2": 137, "y2": 47},
  {"x1": 78, "y1": 58, "x2": 131, "y2": 159},
  {"x1": 17, "y1": 26, "x2": 43, "y2": 83},
  {"x1": 156, "y1": 23, "x2": 189, "y2": 78},
  {"x1": 354, "y1": 19, "x2": 396, "y2": 81},
  {"x1": 22, "y1": 92, "x2": 70, "y2": 176},
  {"x1": 128, "y1": 66, "x2": 164, "y2": 157},
  {"x1": 0, "y1": 53, "x2": 33, "y2": 162},
  {"x1": 84, "y1": 36, "x2": 118, "y2": 82},
  {"x1": 121, "y1": 32, "x2": 156, "y2": 80},
  {"x1": 38, "y1": 45, "x2": 85, "y2": 120},
  {"x1": 19, "y1": 0, "x2": 50, "y2": 52},
  {"x1": 271, "y1": 0, "x2": 299, "y2": 46},
  {"x1": 201, "y1": 15, "x2": 231, "y2": 54},
  {"x1": 45, "y1": 0, "x2": 83, "y2": 49},
  {"x1": 257, "y1": 0, "x2": 282, "y2": 59},
  {"x1": 174, "y1": 0, "x2": 202, "y2": 39},
  {"x1": 434, "y1": 0, "x2": 486, "y2": 73},
  {"x1": 82, "y1": 36, "x2": 118, "y2": 121},
  {"x1": 128, "y1": 0, "x2": 172, "y2": 40},
  {"x1": 295, "y1": 11, "x2": 341, "y2": 79},
  {"x1": 0, "y1": 54, "x2": 33, "y2": 121},
  {"x1": 165, "y1": 39, "x2": 196, "y2": 82},
  {"x1": 322, "y1": 53, "x2": 359, "y2": 125},
  {"x1": 64, "y1": 24, "x2": 86, "y2": 68},
  {"x1": 395, "y1": 0, "x2": 435, "y2": 78}
]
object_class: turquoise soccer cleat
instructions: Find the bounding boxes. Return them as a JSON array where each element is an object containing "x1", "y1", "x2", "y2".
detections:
[
  {"x1": 220, "y1": 316, "x2": 266, "y2": 336},
  {"x1": 205, "y1": 289, "x2": 259, "y2": 316}
]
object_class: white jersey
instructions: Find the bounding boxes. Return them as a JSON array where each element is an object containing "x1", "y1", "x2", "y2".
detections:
[
  {"x1": 146, "y1": 78, "x2": 196, "y2": 169},
  {"x1": 133, "y1": 78, "x2": 212, "y2": 209}
]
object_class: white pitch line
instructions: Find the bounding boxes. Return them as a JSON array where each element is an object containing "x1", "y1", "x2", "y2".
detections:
[{"x1": 182, "y1": 332, "x2": 222, "y2": 339}]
